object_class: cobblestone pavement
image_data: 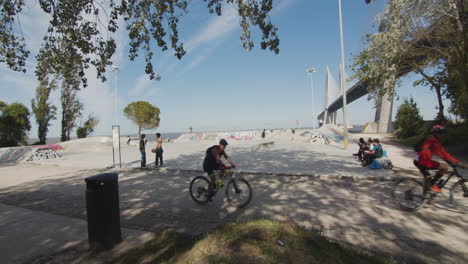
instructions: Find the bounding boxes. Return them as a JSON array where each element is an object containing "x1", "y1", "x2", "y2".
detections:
[{"x1": 0, "y1": 167, "x2": 467, "y2": 263}]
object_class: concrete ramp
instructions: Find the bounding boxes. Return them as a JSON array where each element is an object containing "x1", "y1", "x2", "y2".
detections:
[
  {"x1": 0, "y1": 147, "x2": 33, "y2": 164},
  {"x1": 0, "y1": 146, "x2": 61, "y2": 164},
  {"x1": 317, "y1": 124, "x2": 345, "y2": 144}
]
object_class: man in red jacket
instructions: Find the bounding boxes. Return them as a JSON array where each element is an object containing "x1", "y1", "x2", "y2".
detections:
[{"x1": 416, "y1": 125, "x2": 466, "y2": 192}]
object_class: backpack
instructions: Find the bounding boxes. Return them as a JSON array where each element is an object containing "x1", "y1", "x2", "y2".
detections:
[
  {"x1": 369, "y1": 159, "x2": 382, "y2": 169},
  {"x1": 414, "y1": 137, "x2": 427, "y2": 153}
]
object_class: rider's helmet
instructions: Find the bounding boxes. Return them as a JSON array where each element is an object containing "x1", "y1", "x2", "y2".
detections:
[
  {"x1": 431, "y1": 125, "x2": 446, "y2": 134},
  {"x1": 219, "y1": 139, "x2": 228, "y2": 146}
]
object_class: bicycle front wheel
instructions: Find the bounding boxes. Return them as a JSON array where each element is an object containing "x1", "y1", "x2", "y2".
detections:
[
  {"x1": 226, "y1": 178, "x2": 252, "y2": 208},
  {"x1": 189, "y1": 176, "x2": 211, "y2": 204},
  {"x1": 392, "y1": 178, "x2": 426, "y2": 211},
  {"x1": 450, "y1": 180, "x2": 468, "y2": 214}
]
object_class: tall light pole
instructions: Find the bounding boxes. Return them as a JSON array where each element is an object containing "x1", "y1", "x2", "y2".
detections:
[
  {"x1": 112, "y1": 66, "x2": 120, "y2": 125},
  {"x1": 307, "y1": 67, "x2": 316, "y2": 128},
  {"x1": 338, "y1": 0, "x2": 349, "y2": 149}
]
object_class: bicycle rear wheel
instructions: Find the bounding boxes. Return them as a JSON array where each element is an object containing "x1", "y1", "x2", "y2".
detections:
[
  {"x1": 450, "y1": 180, "x2": 468, "y2": 214},
  {"x1": 189, "y1": 176, "x2": 211, "y2": 204},
  {"x1": 226, "y1": 178, "x2": 252, "y2": 208},
  {"x1": 392, "y1": 178, "x2": 426, "y2": 211}
]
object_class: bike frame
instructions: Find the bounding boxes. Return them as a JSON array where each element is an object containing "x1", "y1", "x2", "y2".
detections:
[{"x1": 423, "y1": 165, "x2": 465, "y2": 199}]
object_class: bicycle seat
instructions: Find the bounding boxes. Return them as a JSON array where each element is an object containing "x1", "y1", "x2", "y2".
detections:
[{"x1": 413, "y1": 160, "x2": 436, "y2": 177}]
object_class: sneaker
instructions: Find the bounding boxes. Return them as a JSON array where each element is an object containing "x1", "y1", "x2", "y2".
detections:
[
  {"x1": 352, "y1": 153, "x2": 359, "y2": 156},
  {"x1": 430, "y1": 185, "x2": 442, "y2": 193}
]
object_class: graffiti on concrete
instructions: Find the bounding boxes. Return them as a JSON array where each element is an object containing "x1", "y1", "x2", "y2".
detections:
[
  {"x1": 26, "y1": 147, "x2": 61, "y2": 161},
  {"x1": 184, "y1": 131, "x2": 259, "y2": 141},
  {"x1": 217, "y1": 131, "x2": 257, "y2": 141}
]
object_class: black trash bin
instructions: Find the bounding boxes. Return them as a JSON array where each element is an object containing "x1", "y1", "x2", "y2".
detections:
[{"x1": 85, "y1": 173, "x2": 122, "y2": 249}]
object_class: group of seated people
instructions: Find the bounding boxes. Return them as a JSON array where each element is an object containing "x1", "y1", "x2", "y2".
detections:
[{"x1": 353, "y1": 137, "x2": 384, "y2": 167}]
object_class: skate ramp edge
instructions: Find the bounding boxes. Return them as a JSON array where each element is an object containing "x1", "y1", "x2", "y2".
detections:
[{"x1": 0, "y1": 147, "x2": 61, "y2": 164}]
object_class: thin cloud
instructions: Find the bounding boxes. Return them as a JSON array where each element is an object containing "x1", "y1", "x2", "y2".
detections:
[
  {"x1": 128, "y1": 74, "x2": 160, "y2": 98},
  {"x1": 179, "y1": 0, "x2": 296, "y2": 74},
  {"x1": 184, "y1": 4, "x2": 239, "y2": 52}
]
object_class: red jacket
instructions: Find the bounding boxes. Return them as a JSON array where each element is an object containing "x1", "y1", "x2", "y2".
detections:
[{"x1": 418, "y1": 136, "x2": 459, "y2": 163}]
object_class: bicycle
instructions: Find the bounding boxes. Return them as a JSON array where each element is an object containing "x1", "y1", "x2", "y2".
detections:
[
  {"x1": 189, "y1": 167, "x2": 252, "y2": 208},
  {"x1": 392, "y1": 161, "x2": 467, "y2": 213}
]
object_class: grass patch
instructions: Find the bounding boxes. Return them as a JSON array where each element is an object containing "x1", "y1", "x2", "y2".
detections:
[{"x1": 111, "y1": 220, "x2": 393, "y2": 264}]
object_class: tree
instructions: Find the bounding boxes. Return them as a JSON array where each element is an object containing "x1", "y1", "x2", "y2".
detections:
[
  {"x1": 394, "y1": 97, "x2": 425, "y2": 139},
  {"x1": 412, "y1": 62, "x2": 447, "y2": 122},
  {"x1": 124, "y1": 101, "x2": 160, "y2": 136},
  {"x1": 76, "y1": 115, "x2": 99, "y2": 138},
  {"x1": 60, "y1": 76, "x2": 83, "y2": 142},
  {"x1": 1, "y1": 0, "x2": 280, "y2": 85},
  {"x1": 31, "y1": 77, "x2": 57, "y2": 144},
  {"x1": 0, "y1": 101, "x2": 31, "y2": 147},
  {"x1": 352, "y1": 0, "x2": 467, "y2": 118}
]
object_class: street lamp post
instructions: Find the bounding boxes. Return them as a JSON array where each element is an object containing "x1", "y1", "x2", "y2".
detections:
[
  {"x1": 112, "y1": 66, "x2": 120, "y2": 125},
  {"x1": 338, "y1": 0, "x2": 349, "y2": 149},
  {"x1": 307, "y1": 68, "x2": 316, "y2": 128}
]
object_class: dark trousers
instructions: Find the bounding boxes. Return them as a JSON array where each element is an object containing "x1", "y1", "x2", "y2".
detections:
[
  {"x1": 140, "y1": 151, "x2": 146, "y2": 167},
  {"x1": 155, "y1": 149, "x2": 163, "y2": 166},
  {"x1": 358, "y1": 146, "x2": 369, "y2": 161},
  {"x1": 363, "y1": 153, "x2": 376, "y2": 166}
]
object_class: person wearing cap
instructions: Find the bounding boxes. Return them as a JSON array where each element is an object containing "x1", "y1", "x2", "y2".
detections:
[
  {"x1": 415, "y1": 125, "x2": 466, "y2": 193},
  {"x1": 203, "y1": 139, "x2": 236, "y2": 195}
]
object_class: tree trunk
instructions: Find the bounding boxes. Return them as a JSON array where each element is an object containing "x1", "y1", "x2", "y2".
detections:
[
  {"x1": 38, "y1": 124, "x2": 46, "y2": 144},
  {"x1": 138, "y1": 126, "x2": 141, "y2": 138},
  {"x1": 417, "y1": 68, "x2": 446, "y2": 122},
  {"x1": 61, "y1": 109, "x2": 67, "y2": 142},
  {"x1": 434, "y1": 85, "x2": 446, "y2": 123}
]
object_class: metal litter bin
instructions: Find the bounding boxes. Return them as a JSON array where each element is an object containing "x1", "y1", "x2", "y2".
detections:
[{"x1": 85, "y1": 173, "x2": 122, "y2": 249}]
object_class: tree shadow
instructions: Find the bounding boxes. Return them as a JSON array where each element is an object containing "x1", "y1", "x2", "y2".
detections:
[{"x1": 0, "y1": 162, "x2": 466, "y2": 263}]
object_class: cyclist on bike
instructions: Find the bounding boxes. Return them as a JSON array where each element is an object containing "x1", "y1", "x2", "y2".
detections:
[
  {"x1": 203, "y1": 139, "x2": 236, "y2": 197},
  {"x1": 415, "y1": 125, "x2": 466, "y2": 193}
]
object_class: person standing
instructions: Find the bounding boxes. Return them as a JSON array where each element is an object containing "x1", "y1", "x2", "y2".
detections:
[
  {"x1": 261, "y1": 129, "x2": 266, "y2": 140},
  {"x1": 155, "y1": 133, "x2": 163, "y2": 167},
  {"x1": 140, "y1": 134, "x2": 146, "y2": 167}
]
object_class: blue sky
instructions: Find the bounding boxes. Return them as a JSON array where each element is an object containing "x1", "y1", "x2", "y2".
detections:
[{"x1": 0, "y1": 0, "x2": 449, "y2": 138}]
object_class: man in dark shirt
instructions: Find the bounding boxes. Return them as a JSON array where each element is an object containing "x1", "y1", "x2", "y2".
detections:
[
  {"x1": 203, "y1": 139, "x2": 236, "y2": 194},
  {"x1": 140, "y1": 134, "x2": 146, "y2": 167}
]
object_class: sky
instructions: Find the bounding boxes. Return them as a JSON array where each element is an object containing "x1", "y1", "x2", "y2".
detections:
[{"x1": 0, "y1": 0, "x2": 450, "y2": 138}]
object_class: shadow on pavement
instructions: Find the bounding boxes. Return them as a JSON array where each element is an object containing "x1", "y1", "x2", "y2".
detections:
[{"x1": 0, "y1": 164, "x2": 467, "y2": 263}]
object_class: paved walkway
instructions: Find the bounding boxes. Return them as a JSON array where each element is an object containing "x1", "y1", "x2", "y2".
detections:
[
  {"x1": 0, "y1": 166, "x2": 467, "y2": 263},
  {"x1": 0, "y1": 202, "x2": 154, "y2": 264}
]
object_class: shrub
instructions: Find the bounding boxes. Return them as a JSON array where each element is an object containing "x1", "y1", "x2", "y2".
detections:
[{"x1": 394, "y1": 97, "x2": 425, "y2": 139}]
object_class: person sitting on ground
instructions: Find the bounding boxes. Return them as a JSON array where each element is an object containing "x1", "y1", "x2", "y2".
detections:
[
  {"x1": 353, "y1": 137, "x2": 369, "y2": 161},
  {"x1": 362, "y1": 138, "x2": 383, "y2": 167},
  {"x1": 203, "y1": 139, "x2": 236, "y2": 199},
  {"x1": 367, "y1": 138, "x2": 374, "y2": 151},
  {"x1": 415, "y1": 125, "x2": 466, "y2": 193}
]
